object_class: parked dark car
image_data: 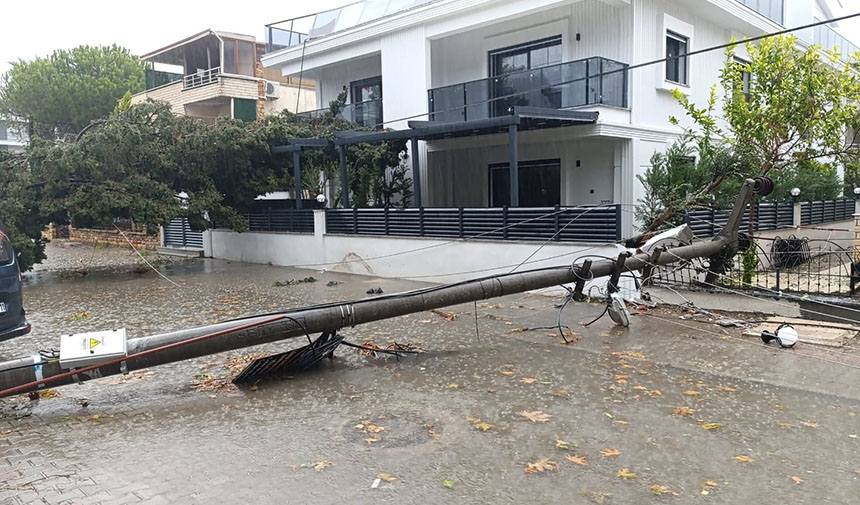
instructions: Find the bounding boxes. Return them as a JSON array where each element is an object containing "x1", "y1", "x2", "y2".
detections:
[{"x1": 0, "y1": 221, "x2": 30, "y2": 341}]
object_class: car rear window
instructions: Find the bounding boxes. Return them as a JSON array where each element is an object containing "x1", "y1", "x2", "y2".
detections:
[{"x1": 0, "y1": 232, "x2": 13, "y2": 266}]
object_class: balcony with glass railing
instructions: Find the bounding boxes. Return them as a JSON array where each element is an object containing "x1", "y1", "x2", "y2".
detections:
[
  {"x1": 815, "y1": 24, "x2": 859, "y2": 63},
  {"x1": 427, "y1": 56, "x2": 628, "y2": 123},
  {"x1": 736, "y1": 0, "x2": 784, "y2": 25},
  {"x1": 296, "y1": 99, "x2": 383, "y2": 129}
]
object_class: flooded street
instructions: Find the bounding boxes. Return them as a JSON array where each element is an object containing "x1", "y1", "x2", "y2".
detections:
[{"x1": 2, "y1": 245, "x2": 859, "y2": 504}]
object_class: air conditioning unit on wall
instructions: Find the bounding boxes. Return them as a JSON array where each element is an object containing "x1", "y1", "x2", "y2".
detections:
[{"x1": 265, "y1": 80, "x2": 280, "y2": 99}]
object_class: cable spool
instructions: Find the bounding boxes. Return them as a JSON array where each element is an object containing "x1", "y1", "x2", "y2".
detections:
[{"x1": 752, "y1": 177, "x2": 775, "y2": 196}]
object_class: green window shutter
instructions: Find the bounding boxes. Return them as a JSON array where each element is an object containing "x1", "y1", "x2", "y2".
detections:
[{"x1": 233, "y1": 98, "x2": 257, "y2": 121}]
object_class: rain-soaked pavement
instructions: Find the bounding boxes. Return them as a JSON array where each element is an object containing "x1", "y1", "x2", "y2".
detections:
[{"x1": 2, "y1": 247, "x2": 860, "y2": 504}]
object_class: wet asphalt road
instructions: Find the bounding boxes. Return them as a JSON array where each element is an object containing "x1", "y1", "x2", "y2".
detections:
[{"x1": 1, "y1": 252, "x2": 860, "y2": 504}]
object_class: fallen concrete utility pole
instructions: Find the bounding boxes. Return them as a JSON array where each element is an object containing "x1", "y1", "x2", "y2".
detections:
[{"x1": 0, "y1": 180, "x2": 760, "y2": 398}]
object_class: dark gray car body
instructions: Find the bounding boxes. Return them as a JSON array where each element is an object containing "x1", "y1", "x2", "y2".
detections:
[{"x1": 0, "y1": 220, "x2": 30, "y2": 341}]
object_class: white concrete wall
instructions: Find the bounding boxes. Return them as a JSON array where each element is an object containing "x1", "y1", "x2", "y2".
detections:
[
  {"x1": 210, "y1": 222, "x2": 621, "y2": 283},
  {"x1": 429, "y1": 1, "x2": 632, "y2": 88},
  {"x1": 312, "y1": 54, "x2": 382, "y2": 109}
]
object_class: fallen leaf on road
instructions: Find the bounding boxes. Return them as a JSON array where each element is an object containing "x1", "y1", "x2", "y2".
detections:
[
  {"x1": 0, "y1": 429, "x2": 12, "y2": 436},
  {"x1": 520, "y1": 410, "x2": 551, "y2": 423},
  {"x1": 684, "y1": 390, "x2": 701, "y2": 396},
  {"x1": 702, "y1": 422, "x2": 722, "y2": 431},
  {"x1": 525, "y1": 458, "x2": 559, "y2": 473},
  {"x1": 313, "y1": 460, "x2": 332, "y2": 472},
  {"x1": 442, "y1": 479, "x2": 454, "y2": 489},
  {"x1": 604, "y1": 412, "x2": 614, "y2": 419},
  {"x1": 734, "y1": 455, "x2": 753, "y2": 463},
  {"x1": 717, "y1": 386, "x2": 738, "y2": 392},
  {"x1": 553, "y1": 390, "x2": 571, "y2": 397},
  {"x1": 474, "y1": 422, "x2": 494, "y2": 432},
  {"x1": 556, "y1": 440, "x2": 569, "y2": 450},
  {"x1": 566, "y1": 455, "x2": 587, "y2": 465},
  {"x1": 520, "y1": 377, "x2": 537, "y2": 384},
  {"x1": 511, "y1": 327, "x2": 528, "y2": 332},
  {"x1": 377, "y1": 473, "x2": 396, "y2": 482},
  {"x1": 447, "y1": 383, "x2": 459, "y2": 389},
  {"x1": 801, "y1": 421, "x2": 819, "y2": 428},
  {"x1": 673, "y1": 407, "x2": 695, "y2": 417},
  {"x1": 648, "y1": 389, "x2": 663, "y2": 396},
  {"x1": 616, "y1": 468, "x2": 636, "y2": 479},
  {"x1": 650, "y1": 484, "x2": 678, "y2": 495},
  {"x1": 501, "y1": 371, "x2": 515, "y2": 376},
  {"x1": 614, "y1": 420, "x2": 629, "y2": 425},
  {"x1": 778, "y1": 422, "x2": 794, "y2": 428},
  {"x1": 791, "y1": 476, "x2": 804, "y2": 484},
  {"x1": 601, "y1": 449, "x2": 621, "y2": 457},
  {"x1": 632, "y1": 386, "x2": 648, "y2": 391},
  {"x1": 365, "y1": 436, "x2": 382, "y2": 444},
  {"x1": 356, "y1": 421, "x2": 385, "y2": 434},
  {"x1": 38, "y1": 389, "x2": 61, "y2": 399}
]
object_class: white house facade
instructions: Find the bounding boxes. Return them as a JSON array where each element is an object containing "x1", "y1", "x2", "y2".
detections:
[
  {"x1": 0, "y1": 118, "x2": 28, "y2": 153},
  {"x1": 262, "y1": 0, "x2": 854, "y2": 238}
]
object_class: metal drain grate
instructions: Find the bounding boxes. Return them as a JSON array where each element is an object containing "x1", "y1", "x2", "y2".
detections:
[{"x1": 232, "y1": 332, "x2": 343, "y2": 383}]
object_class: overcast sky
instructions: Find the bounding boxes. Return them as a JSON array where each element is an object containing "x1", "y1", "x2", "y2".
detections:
[{"x1": 1, "y1": 0, "x2": 858, "y2": 76}]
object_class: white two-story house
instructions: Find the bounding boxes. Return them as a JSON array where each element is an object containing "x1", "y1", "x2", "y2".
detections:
[{"x1": 261, "y1": 0, "x2": 855, "y2": 238}]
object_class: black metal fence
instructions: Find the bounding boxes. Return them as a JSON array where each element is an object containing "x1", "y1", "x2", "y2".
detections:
[
  {"x1": 800, "y1": 200, "x2": 855, "y2": 226},
  {"x1": 325, "y1": 206, "x2": 621, "y2": 243},
  {"x1": 650, "y1": 237, "x2": 856, "y2": 296},
  {"x1": 246, "y1": 209, "x2": 315, "y2": 233},
  {"x1": 684, "y1": 202, "x2": 794, "y2": 237}
]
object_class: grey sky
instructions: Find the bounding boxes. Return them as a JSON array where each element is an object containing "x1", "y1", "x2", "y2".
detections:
[{"x1": 1, "y1": 0, "x2": 858, "y2": 76}]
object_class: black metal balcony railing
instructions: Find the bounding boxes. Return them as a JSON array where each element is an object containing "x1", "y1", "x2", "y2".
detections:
[
  {"x1": 296, "y1": 99, "x2": 383, "y2": 128},
  {"x1": 427, "y1": 56, "x2": 628, "y2": 123},
  {"x1": 736, "y1": 0, "x2": 784, "y2": 25},
  {"x1": 183, "y1": 67, "x2": 221, "y2": 90},
  {"x1": 814, "y1": 24, "x2": 860, "y2": 63},
  {"x1": 325, "y1": 206, "x2": 621, "y2": 243}
]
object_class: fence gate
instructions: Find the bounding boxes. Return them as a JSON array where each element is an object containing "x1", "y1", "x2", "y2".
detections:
[{"x1": 163, "y1": 218, "x2": 204, "y2": 249}]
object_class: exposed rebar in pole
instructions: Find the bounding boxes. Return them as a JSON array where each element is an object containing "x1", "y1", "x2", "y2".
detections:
[{"x1": 0, "y1": 181, "x2": 756, "y2": 398}]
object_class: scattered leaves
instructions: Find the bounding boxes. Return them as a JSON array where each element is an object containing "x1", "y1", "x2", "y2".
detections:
[
  {"x1": 684, "y1": 390, "x2": 701, "y2": 396},
  {"x1": 801, "y1": 421, "x2": 819, "y2": 428},
  {"x1": 650, "y1": 484, "x2": 678, "y2": 496},
  {"x1": 717, "y1": 386, "x2": 738, "y2": 392},
  {"x1": 734, "y1": 455, "x2": 754, "y2": 463},
  {"x1": 442, "y1": 479, "x2": 454, "y2": 489},
  {"x1": 791, "y1": 476, "x2": 804, "y2": 484},
  {"x1": 377, "y1": 473, "x2": 396, "y2": 482},
  {"x1": 474, "y1": 422, "x2": 494, "y2": 432},
  {"x1": 520, "y1": 377, "x2": 537, "y2": 384},
  {"x1": 600, "y1": 448, "x2": 621, "y2": 457},
  {"x1": 673, "y1": 407, "x2": 695, "y2": 417},
  {"x1": 702, "y1": 422, "x2": 723, "y2": 431},
  {"x1": 313, "y1": 460, "x2": 332, "y2": 472},
  {"x1": 553, "y1": 390, "x2": 571, "y2": 397},
  {"x1": 447, "y1": 383, "x2": 459, "y2": 389},
  {"x1": 525, "y1": 458, "x2": 559, "y2": 473},
  {"x1": 355, "y1": 421, "x2": 385, "y2": 434},
  {"x1": 566, "y1": 455, "x2": 587, "y2": 466},
  {"x1": 501, "y1": 371, "x2": 515, "y2": 376},
  {"x1": 556, "y1": 440, "x2": 569, "y2": 450},
  {"x1": 616, "y1": 468, "x2": 637, "y2": 479},
  {"x1": 365, "y1": 436, "x2": 382, "y2": 444},
  {"x1": 520, "y1": 410, "x2": 552, "y2": 423},
  {"x1": 38, "y1": 389, "x2": 61, "y2": 399}
]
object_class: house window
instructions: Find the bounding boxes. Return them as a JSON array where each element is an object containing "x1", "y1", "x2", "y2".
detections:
[
  {"x1": 665, "y1": 31, "x2": 688, "y2": 85},
  {"x1": 222, "y1": 39, "x2": 255, "y2": 76},
  {"x1": 733, "y1": 57, "x2": 751, "y2": 101},
  {"x1": 489, "y1": 36, "x2": 562, "y2": 116},
  {"x1": 489, "y1": 159, "x2": 561, "y2": 207},
  {"x1": 350, "y1": 76, "x2": 383, "y2": 128}
]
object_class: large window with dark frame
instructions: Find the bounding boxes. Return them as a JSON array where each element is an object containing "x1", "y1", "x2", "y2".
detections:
[
  {"x1": 489, "y1": 36, "x2": 562, "y2": 116},
  {"x1": 350, "y1": 76, "x2": 383, "y2": 129},
  {"x1": 489, "y1": 159, "x2": 561, "y2": 208},
  {"x1": 733, "y1": 57, "x2": 752, "y2": 102},
  {"x1": 665, "y1": 31, "x2": 688, "y2": 85}
]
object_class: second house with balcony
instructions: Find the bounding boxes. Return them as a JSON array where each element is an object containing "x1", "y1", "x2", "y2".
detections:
[
  {"x1": 262, "y1": 0, "x2": 852, "y2": 235},
  {"x1": 131, "y1": 29, "x2": 316, "y2": 121}
]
